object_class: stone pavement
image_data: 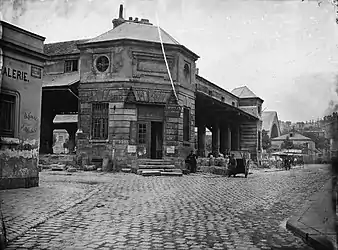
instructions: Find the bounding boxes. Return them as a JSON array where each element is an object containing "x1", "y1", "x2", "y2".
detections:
[
  {"x1": 0, "y1": 172, "x2": 113, "y2": 242},
  {"x1": 286, "y1": 178, "x2": 337, "y2": 250},
  {"x1": 1, "y1": 164, "x2": 332, "y2": 249}
]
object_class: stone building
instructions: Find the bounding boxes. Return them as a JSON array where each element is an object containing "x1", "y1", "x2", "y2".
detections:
[
  {"x1": 41, "y1": 5, "x2": 264, "y2": 168},
  {"x1": 271, "y1": 132, "x2": 318, "y2": 163},
  {"x1": 0, "y1": 21, "x2": 46, "y2": 189}
]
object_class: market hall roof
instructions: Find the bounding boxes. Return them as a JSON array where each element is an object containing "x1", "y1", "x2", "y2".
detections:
[
  {"x1": 271, "y1": 132, "x2": 313, "y2": 142},
  {"x1": 53, "y1": 114, "x2": 78, "y2": 124},
  {"x1": 231, "y1": 86, "x2": 259, "y2": 99},
  {"x1": 85, "y1": 21, "x2": 180, "y2": 45},
  {"x1": 42, "y1": 72, "x2": 79, "y2": 88},
  {"x1": 44, "y1": 39, "x2": 89, "y2": 56},
  {"x1": 79, "y1": 18, "x2": 199, "y2": 60}
]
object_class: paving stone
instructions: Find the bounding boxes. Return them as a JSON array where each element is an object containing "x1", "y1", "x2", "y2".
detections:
[{"x1": 2, "y1": 164, "x2": 330, "y2": 249}]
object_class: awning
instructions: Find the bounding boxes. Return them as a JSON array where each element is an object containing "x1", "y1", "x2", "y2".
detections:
[
  {"x1": 43, "y1": 72, "x2": 79, "y2": 88},
  {"x1": 53, "y1": 114, "x2": 78, "y2": 124},
  {"x1": 196, "y1": 91, "x2": 258, "y2": 120}
]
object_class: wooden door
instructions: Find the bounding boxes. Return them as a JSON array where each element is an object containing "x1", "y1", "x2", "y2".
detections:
[{"x1": 137, "y1": 121, "x2": 150, "y2": 158}]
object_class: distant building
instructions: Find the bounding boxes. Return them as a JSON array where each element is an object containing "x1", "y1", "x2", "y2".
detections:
[
  {"x1": 262, "y1": 111, "x2": 280, "y2": 139},
  {"x1": 279, "y1": 120, "x2": 292, "y2": 134},
  {"x1": 271, "y1": 132, "x2": 318, "y2": 163},
  {"x1": 0, "y1": 21, "x2": 46, "y2": 189}
]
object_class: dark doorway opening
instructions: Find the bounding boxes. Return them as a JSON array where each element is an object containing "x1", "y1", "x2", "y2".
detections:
[{"x1": 151, "y1": 121, "x2": 163, "y2": 159}]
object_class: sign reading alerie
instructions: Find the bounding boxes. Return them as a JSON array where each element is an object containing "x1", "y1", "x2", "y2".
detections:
[{"x1": 2, "y1": 66, "x2": 29, "y2": 82}]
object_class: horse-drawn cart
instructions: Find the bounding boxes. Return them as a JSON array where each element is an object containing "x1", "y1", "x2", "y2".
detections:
[{"x1": 227, "y1": 151, "x2": 251, "y2": 178}]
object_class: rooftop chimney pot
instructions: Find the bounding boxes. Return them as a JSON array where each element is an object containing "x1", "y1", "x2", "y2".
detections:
[{"x1": 119, "y1": 4, "x2": 123, "y2": 19}]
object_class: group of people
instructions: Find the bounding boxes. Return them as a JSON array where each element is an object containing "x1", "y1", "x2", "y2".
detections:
[
  {"x1": 282, "y1": 156, "x2": 303, "y2": 170},
  {"x1": 185, "y1": 150, "x2": 238, "y2": 174}
]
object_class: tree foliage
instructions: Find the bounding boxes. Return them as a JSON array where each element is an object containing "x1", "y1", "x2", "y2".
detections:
[{"x1": 262, "y1": 130, "x2": 271, "y2": 150}]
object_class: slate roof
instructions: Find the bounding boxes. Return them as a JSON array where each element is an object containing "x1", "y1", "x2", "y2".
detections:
[
  {"x1": 44, "y1": 39, "x2": 89, "y2": 56},
  {"x1": 271, "y1": 132, "x2": 313, "y2": 141},
  {"x1": 262, "y1": 111, "x2": 277, "y2": 131},
  {"x1": 231, "y1": 86, "x2": 258, "y2": 99},
  {"x1": 85, "y1": 21, "x2": 180, "y2": 45},
  {"x1": 53, "y1": 114, "x2": 78, "y2": 124},
  {"x1": 42, "y1": 72, "x2": 80, "y2": 87}
]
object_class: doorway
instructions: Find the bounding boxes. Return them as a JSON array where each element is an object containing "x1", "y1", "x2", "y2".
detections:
[{"x1": 151, "y1": 121, "x2": 163, "y2": 159}]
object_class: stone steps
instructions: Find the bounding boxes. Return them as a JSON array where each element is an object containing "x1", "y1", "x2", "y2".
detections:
[
  {"x1": 141, "y1": 170, "x2": 183, "y2": 177},
  {"x1": 123, "y1": 159, "x2": 183, "y2": 177},
  {"x1": 137, "y1": 168, "x2": 182, "y2": 175},
  {"x1": 160, "y1": 172, "x2": 183, "y2": 177},
  {"x1": 138, "y1": 164, "x2": 176, "y2": 169},
  {"x1": 138, "y1": 160, "x2": 173, "y2": 165}
]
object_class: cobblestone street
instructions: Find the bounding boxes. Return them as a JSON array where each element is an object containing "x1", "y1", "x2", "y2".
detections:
[{"x1": 1, "y1": 164, "x2": 331, "y2": 250}]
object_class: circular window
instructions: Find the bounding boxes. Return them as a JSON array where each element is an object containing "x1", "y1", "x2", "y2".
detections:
[{"x1": 96, "y1": 56, "x2": 109, "y2": 72}]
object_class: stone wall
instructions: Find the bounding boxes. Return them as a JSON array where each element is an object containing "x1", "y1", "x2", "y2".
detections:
[
  {"x1": 76, "y1": 84, "x2": 196, "y2": 169},
  {"x1": 0, "y1": 21, "x2": 45, "y2": 189}
]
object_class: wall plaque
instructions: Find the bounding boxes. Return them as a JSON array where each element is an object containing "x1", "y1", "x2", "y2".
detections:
[
  {"x1": 166, "y1": 135, "x2": 178, "y2": 141},
  {"x1": 128, "y1": 145, "x2": 137, "y2": 153},
  {"x1": 166, "y1": 146, "x2": 175, "y2": 154},
  {"x1": 165, "y1": 105, "x2": 181, "y2": 117},
  {"x1": 31, "y1": 66, "x2": 42, "y2": 79}
]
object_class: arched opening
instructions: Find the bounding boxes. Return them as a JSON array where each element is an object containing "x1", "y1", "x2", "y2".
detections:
[{"x1": 271, "y1": 124, "x2": 279, "y2": 139}]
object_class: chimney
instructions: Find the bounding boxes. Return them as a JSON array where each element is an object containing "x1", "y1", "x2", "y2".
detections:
[
  {"x1": 119, "y1": 4, "x2": 123, "y2": 18},
  {"x1": 134, "y1": 17, "x2": 139, "y2": 22},
  {"x1": 129, "y1": 17, "x2": 133, "y2": 21},
  {"x1": 112, "y1": 4, "x2": 125, "y2": 28}
]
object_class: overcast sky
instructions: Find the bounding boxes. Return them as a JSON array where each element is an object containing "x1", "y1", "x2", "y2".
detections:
[{"x1": 1, "y1": 0, "x2": 338, "y2": 122}]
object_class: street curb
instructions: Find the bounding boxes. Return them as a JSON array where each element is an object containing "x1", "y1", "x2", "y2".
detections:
[
  {"x1": 286, "y1": 217, "x2": 335, "y2": 250},
  {"x1": 0, "y1": 209, "x2": 6, "y2": 250},
  {"x1": 286, "y1": 180, "x2": 336, "y2": 250},
  {"x1": 5, "y1": 185, "x2": 102, "y2": 244}
]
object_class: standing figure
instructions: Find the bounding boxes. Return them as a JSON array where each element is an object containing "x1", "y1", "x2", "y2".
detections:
[
  {"x1": 186, "y1": 150, "x2": 198, "y2": 173},
  {"x1": 227, "y1": 154, "x2": 237, "y2": 177}
]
